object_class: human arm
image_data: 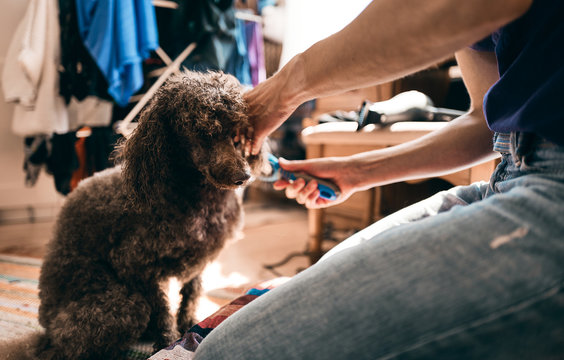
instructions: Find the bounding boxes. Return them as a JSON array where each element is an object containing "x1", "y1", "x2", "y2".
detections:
[
  {"x1": 244, "y1": 0, "x2": 532, "y2": 154},
  {"x1": 275, "y1": 47, "x2": 500, "y2": 208}
]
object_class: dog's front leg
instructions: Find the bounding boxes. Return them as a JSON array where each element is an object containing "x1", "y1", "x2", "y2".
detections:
[
  {"x1": 177, "y1": 275, "x2": 203, "y2": 335},
  {"x1": 140, "y1": 283, "x2": 176, "y2": 352}
]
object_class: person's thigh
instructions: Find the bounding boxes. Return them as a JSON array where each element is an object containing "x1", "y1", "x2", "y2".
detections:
[
  {"x1": 321, "y1": 181, "x2": 488, "y2": 260},
  {"x1": 194, "y1": 175, "x2": 564, "y2": 359}
]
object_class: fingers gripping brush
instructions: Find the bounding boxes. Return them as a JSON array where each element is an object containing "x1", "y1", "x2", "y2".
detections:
[{"x1": 260, "y1": 154, "x2": 341, "y2": 201}]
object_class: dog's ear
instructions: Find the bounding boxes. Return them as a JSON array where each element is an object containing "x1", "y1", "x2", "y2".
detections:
[{"x1": 120, "y1": 101, "x2": 176, "y2": 210}]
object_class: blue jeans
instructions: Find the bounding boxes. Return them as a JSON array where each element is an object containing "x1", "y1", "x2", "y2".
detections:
[{"x1": 194, "y1": 133, "x2": 564, "y2": 359}]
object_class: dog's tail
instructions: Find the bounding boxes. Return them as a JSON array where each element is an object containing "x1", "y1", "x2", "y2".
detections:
[{"x1": 0, "y1": 331, "x2": 51, "y2": 360}]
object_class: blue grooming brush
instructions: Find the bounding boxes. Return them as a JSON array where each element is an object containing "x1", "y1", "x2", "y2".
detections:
[{"x1": 261, "y1": 154, "x2": 341, "y2": 201}]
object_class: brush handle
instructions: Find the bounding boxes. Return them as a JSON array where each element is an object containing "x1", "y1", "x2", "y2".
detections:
[
  {"x1": 265, "y1": 154, "x2": 341, "y2": 201},
  {"x1": 279, "y1": 169, "x2": 341, "y2": 201}
]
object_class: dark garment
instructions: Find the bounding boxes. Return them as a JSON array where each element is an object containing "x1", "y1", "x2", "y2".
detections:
[
  {"x1": 473, "y1": 0, "x2": 564, "y2": 146},
  {"x1": 63, "y1": 127, "x2": 119, "y2": 194},
  {"x1": 47, "y1": 133, "x2": 79, "y2": 195},
  {"x1": 58, "y1": 0, "x2": 113, "y2": 104},
  {"x1": 23, "y1": 127, "x2": 119, "y2": 195},
  {"x1": 155, "y1": 0, "x2": 237, "y2": 72},
  {"x1": 84, "y1": 127, "x2": 120, "y2": 174},
  {"x1": 23, "y1": 136, "x2": 50, "y2": 187}
]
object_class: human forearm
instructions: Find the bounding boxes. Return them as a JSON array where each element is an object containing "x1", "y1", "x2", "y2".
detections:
[
  {"x1": 274, "y1": 36, "x2": 503, "y2": 209},
  {"x1": 275, "y1": 112, "x2": 497, "y2": 208},
  {"x1": 280, "y1": 0, "x2": 531, "y2": 106},
  {"x1": 347, "y1": 45, "x2": 502, "y2": 189},
  {"x1": 245, "y1": 0, "x2": 530, "y2": 155},
  {"x1": 345, "y1": 112, "x2": 498, "y2": 191}
]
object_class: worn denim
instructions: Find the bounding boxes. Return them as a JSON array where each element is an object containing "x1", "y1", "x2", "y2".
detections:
[{"x1": 194, "y1": 133, "x2": 564, "y2": 359}]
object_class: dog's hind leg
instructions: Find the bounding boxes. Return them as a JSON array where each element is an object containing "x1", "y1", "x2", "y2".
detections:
[
  {"x1": 45, "y1": 286, "x2": 151, "y2": 360},
  {"x1": 177, "y1": 275, "x2": 203, "y2": 335}
]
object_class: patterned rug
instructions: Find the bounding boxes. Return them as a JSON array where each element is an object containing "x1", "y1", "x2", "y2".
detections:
[
  {"x1": 0, "y1": 254, "x2": 153, "y2": 359},
  {"x1": 0, "y1": 254, "x2": 42, "y2": 340}
]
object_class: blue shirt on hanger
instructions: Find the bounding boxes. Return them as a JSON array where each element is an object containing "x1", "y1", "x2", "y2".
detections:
[{"x1": 75, "y1": 0, "x2": 159, "y2": 107}]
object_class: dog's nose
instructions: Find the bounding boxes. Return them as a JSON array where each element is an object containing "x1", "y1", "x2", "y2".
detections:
[{"x1": 233, "y1": 170, "x2": 251, "y2": 186}]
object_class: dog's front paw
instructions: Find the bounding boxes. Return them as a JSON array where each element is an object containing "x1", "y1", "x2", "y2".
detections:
[{"x1": 152, "y1": 331, "x2": 176, "y2": 352}]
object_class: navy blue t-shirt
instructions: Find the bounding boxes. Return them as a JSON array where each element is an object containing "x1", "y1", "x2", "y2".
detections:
[{"x1": 472, "y1": 0, "x2": 564, "y2": 146}]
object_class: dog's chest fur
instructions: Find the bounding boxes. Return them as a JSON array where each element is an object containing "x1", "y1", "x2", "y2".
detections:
[{"x1": 52, "y1": 167, "x2": 241, "y2": 283}]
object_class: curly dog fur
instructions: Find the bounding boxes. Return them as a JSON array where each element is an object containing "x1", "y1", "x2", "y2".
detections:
[{"x1": 7, "y1": 71, "x2": 267, "y2": 359}]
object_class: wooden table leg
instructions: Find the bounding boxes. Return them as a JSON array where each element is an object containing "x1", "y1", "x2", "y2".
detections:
[{"x1": 307, "y1": 208, "x2": 324, "y2": 264}]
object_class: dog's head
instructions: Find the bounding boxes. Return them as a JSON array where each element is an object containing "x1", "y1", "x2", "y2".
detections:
[
  {"x1": 161, "y1": 71, "x2": 267, "y2": 189},
  {"x1": 120, "y1": 70, "x2": 268, "y2": 207}
]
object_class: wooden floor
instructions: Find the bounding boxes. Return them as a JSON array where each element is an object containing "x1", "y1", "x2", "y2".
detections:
[
  {"x1": 0, "y1": 221, "x2": 55, "y2": 259},
  {"x1": 0, "y1": 187, "x2": 311, "y2": 318}
]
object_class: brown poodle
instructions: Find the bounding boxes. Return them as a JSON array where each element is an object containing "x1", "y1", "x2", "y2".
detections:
[{"x1": 3, "y1": 71, "x2": 267, "y2": 360}]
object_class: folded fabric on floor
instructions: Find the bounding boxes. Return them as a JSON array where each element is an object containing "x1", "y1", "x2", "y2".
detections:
[{"x1": 149, "y1": 278, "x2": 289, "y2": 360}]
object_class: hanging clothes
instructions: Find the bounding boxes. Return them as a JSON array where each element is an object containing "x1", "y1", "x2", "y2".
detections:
[
  {"x1": 2, "y1": 0, "x2": 114, "y2": 137},
  {"x1": 58, "y1": 0, "x2": 113, "y2": 104},
  {"x1": 68, "y1": 126, "x2": 119, "y2": 193},
  {"x1": 70, "y1": 128, "x2": 90, "y2": 192},
  {"x1": 2, "y1": 0, "x2": 69, "y2": 136},
  {"x1": 23, "y1": 127, "x2": 119, "y2": 195},
  {"x1": 246, "y1": 20, "x2": 266, "y2": 86},
  {"x1": 23, "y1": 135, "x2": 50, "y2": 187},
  {"x1": 74, "y1": 0, "x2": 159, "y2": 107},
  {"x1": 155, "y1": 0, "x2": 237, "y2": 72},
  {"x1": 226, "y1": 18, "x2": 252, "y2": 86},
  {"x1": 67, "y1": 97, "x2": 114, "y2": 130},
  {"x1": 226, "y1": 18, "x2": 266, "y2": 86},
  {"x1": 46, "y1": 132, "x2": 79, "y2": 195}
]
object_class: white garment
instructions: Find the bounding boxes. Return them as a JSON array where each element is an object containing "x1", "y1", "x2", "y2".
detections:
[
  {"x1": 149, "y1": 345, "x2": 195, "y2": 360},
  {"x1": 18, "y1": 0, "x2": 48, "y2": 91},
  {"x1": 2, "y1": 0, "x2": 68, "y2": 136},
  {"x1": 2, "y1": 1, "x2": 39, "y2": 107},
  {"x1": 67, "y1": 97, "x2": 113, "y2": 130}
]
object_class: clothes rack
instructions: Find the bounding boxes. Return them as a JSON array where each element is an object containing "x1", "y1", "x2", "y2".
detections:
[
  {"x1": 117, "y1": 42, "x2": 196, "y2": 137},
  {"x1": 118, "y1": 2, "x2": 264, "y2": 137},
  {"x1": 117, "y1": 1, "x2": 193, "y2": 137}
]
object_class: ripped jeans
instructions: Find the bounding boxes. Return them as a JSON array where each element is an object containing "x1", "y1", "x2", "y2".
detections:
[{"x1": 194, "y1": 132, "x2": 564, "y2": 360}]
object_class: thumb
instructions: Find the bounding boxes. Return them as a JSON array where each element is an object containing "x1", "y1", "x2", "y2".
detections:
[
  {"x1": 278, "y1": 157, "x2": 308, "y2": 172},
  {"x1": 250, "y1": 135, "x2": 264, "y2": 155}
]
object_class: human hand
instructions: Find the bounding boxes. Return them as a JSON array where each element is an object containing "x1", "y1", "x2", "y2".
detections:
[
  {"x1": 240, "y1": 78, "x2": 300, "y2": 156},
  {"x1": 273, "y1": 157, "x2": 359, "y2": 209}
]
